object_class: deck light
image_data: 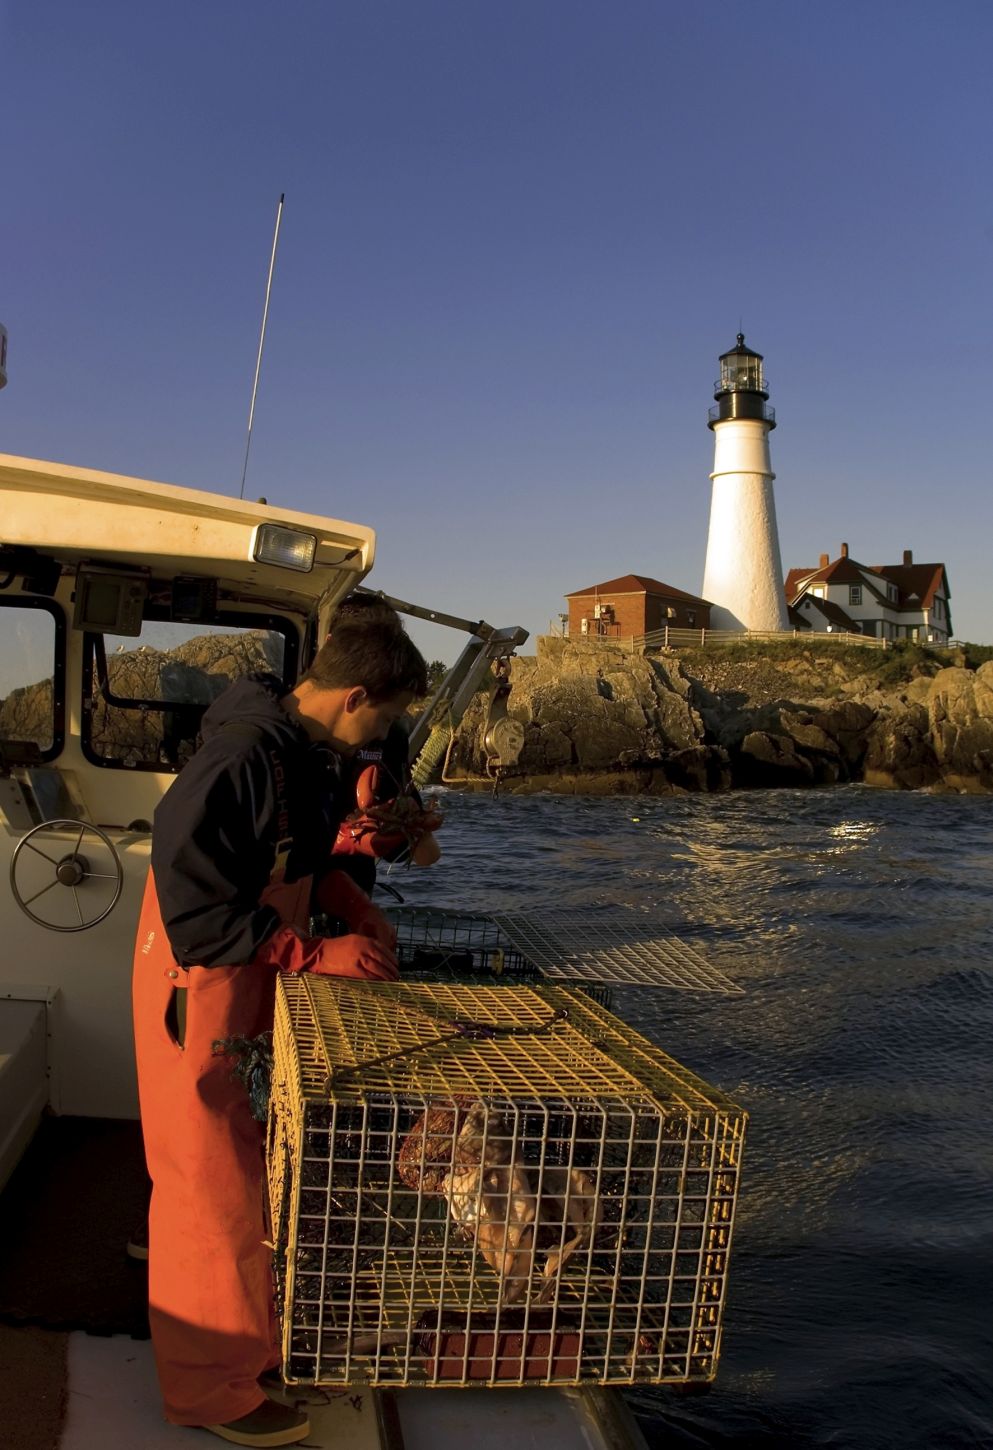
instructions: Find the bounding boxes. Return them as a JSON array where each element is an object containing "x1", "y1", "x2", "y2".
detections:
[{"x1": 252, "y1": 524, "x2": 317, "y2": 573}]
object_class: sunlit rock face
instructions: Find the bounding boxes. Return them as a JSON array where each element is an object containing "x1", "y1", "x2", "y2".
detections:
[
  {"x1": 8, "y1": 632, "x2": 993, "y2": 796},
  {"x1": 449, "y1": 640, "x2": 727, "y2": 795},
  {"x1": 926, "y1": 663, "x2": 993, "y2": 792},
  {"x1": 448, "y1": 641, "x2": 993, "y2": 796}
]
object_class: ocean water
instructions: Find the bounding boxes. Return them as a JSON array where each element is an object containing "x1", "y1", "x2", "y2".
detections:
[{"x1": 386, "y1": 786, "x2": 993, "y2": 1450}]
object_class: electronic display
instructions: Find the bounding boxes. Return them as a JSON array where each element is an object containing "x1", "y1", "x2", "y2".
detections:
[{"x1": 73, "y1": 568, "x2": 148, "y2": 637}]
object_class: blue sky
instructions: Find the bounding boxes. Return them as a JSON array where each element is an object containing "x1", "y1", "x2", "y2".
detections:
[{"x1": 3, "y1": 1, "x2": 992, "y2": 659}]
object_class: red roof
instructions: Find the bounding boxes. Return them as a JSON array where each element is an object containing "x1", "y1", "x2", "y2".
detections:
[
  {"x1": 787, "y1": 553, "x2": 949, "y2": 614},
  {"x1": 875, "y1": 563, "x2": 949, "y2": 611},
  {"x1": 785, "y1": 567, "x2": 819, "y2": 600},
  {"x1": 786, "y1": 558, "x2": 880, "y2": 603},
  {"x1": 565, "y1": 573, "x2": 712, "y2": 606}
]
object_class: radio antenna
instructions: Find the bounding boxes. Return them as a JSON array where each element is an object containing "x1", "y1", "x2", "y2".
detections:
[{"x1": 239, "y1": 193, "x2": 284, "y2": 499}]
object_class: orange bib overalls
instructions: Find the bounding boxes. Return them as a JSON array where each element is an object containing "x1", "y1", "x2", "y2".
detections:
[{"x1": 132, "y1": 866, "x2": 311, "y2": 1427}]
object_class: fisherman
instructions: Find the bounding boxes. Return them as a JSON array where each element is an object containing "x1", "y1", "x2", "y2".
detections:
[{"x1": 132, "y1": 618, "x2": 428, "y2": 1447}]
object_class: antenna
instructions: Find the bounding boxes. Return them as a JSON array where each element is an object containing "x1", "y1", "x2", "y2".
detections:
[{"x1": 239, "y1": 193, "x2": 285, "y2": 499}]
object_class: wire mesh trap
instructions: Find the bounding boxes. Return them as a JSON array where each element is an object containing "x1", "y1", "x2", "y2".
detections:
[
  {"x1": 267, "y1": 974, "x2": 746, "y2": 1390},
  {"x1": 492, "y1": 908, "x2": 743, "y2": 993},
  {"x1": 386, "y1": 905, "x2": 613, "y2": 1009},
  {"x1": 387, "y1": 904, "x2": 742, "y2": 994},
  {"x1": 387, "y1": 906, "x2": 538, "y2": 982}
]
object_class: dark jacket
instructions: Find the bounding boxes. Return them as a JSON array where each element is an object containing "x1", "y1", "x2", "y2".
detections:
[{"x1": 151, "y1": 673, "x2": 345, "y2": 968}]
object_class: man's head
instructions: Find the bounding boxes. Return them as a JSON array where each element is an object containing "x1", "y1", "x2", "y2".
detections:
[
  {"x1": 329, "y1": 591, "x2": 403, "y2": 631},
  {"x1": 286, "y1": 618, "x2": 427, "y2": 754}
]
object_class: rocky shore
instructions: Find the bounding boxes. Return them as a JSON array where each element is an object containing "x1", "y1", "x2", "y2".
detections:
[
  {"x1": 447, "y1": 638, "x2": 993, "y2": 795},
  {"x1": 4, "y1": 632, "x2": 992, "y2": 796}
]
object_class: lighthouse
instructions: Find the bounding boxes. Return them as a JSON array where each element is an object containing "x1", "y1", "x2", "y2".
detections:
[{"x1": 701, "y1": 334, "x2": 789, "y2": 632}]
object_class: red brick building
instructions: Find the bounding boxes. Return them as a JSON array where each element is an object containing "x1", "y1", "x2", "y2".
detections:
[{"x1": 564, "y1": 574, "x2": 713, "y2": 640}]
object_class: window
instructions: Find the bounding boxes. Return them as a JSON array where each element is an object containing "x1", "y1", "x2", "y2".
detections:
[
  {"x1": 849, "y1": 586, "x2": 862, "y2": 606},
  {"x1": 0, "y1": 599, "x2": 65, "y2": 761},
  {"x1": 687, "y1": 610, "x2": 696, "y2": 626},
  {"x1": 82, "y1": 614, "x2": 297, "y2": 771}
]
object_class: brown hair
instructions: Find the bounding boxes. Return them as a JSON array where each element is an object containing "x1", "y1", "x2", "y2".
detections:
[
  {"x1": 302, "y1": 618, "x2": 428, "y2": 701},
  {"x1": 331, "y1": 591, "x2": 403, "y2": 629}
]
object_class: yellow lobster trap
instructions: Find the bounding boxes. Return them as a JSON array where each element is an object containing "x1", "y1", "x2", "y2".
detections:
[{"x1": 266, "y1": 962, "x2": 746, "y2": 1391}]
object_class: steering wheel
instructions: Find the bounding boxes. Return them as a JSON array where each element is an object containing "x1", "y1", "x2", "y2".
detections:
[{"x1": 10, "y1": 818, "x2": 125, "y2": 932}]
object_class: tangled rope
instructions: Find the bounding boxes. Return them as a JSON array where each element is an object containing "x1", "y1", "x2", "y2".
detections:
[
  {"x1": 213, "y1": 1031, "x2": 274, "y2": 1122},
  {"x1": 326, "y1": 1003, "x2": 569, "y2": 1089}
]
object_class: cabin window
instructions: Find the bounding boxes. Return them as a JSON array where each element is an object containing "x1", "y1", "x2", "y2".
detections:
[
  {"x1": 0, "y1": 599, "x2": 65, "y2": 762},
  {"x1": 82, "y1": 613, "x2": 297, "y2": 772}
]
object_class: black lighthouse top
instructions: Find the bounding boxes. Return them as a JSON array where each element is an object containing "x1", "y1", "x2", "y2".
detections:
[{"x1": 708, "y1": 334, "x2": 776, "y2": 430}]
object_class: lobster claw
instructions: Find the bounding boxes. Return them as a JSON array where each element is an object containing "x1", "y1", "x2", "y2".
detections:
[{"x1": 355, "y1": 764, "x2": 381, "y2": 813}]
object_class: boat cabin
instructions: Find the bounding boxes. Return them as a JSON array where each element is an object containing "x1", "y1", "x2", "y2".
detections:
[{"x1": 0, "y1": 451, "x2": 375, "y2": 1151}]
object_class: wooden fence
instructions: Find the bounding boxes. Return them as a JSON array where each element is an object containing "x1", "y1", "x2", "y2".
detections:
[
  {"x1": 632, "y1": 626, "x2": 890, "y2": 652},
  {"x1": 542, "y1": 627, "x2": 892, "y2": 653}
]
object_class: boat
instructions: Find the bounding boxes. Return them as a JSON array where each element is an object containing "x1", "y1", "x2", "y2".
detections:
[{"x1": 0, "y1": 449, "x2": 667, "y2": 1448}]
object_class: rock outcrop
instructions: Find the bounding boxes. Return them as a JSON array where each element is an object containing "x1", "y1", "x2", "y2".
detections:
[
  {"x1": 927, "y1": 662, "x2": 993, "y2": 791},
  {"x1": 445, "y1": 640, "x2": 993, "y2": 795},
  {"x1": 6, "y1": 629, "x2": 993, "y2": 795},
  {"x1": 443, "y1": 638, "x2": 731, "y2": 795}
]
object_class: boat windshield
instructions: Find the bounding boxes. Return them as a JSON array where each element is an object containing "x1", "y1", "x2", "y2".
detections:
[
  {"x1": 81, "y1": 613, "x2": 298, "y2": 771},
  {"x1": 0, "y1": 597, "x2": 65, "y2": 763}
]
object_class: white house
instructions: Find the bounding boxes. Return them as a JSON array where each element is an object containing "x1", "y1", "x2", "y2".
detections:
[{"x1": 785, "y1": 545, "x2": 953, "y2": 643}]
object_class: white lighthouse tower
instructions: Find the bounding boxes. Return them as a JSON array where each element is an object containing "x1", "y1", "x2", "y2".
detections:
[{"x1": 701, "y1": 334, "x2": 789, "y2": 632}]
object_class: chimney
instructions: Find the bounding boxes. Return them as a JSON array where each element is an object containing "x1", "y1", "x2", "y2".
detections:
[
  {"x1": 840, "y1": 542, "x2": 849, "y2": 558},
  {"x1": 819, "y1": 553, "x2": 829, "y2": 569},
  {"x1": 903, "y1": 549, "x2": 913, "y2": 566}
]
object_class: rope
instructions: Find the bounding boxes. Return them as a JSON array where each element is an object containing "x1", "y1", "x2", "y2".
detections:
[
  {"x1": 213, "y1": 1032, "x2": 274, "y2": 1122},
  {"x1": 411, "y1": 719, "x2": 454, "y2": 791},
  {"x1": 326, "y1": 1003, "x2": 569, "y2": 1091}
]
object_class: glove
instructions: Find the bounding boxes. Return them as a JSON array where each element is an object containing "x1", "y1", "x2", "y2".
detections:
[
  {"x1": 315, "y1": 867, "x2": 397, "y2": 949},
  {"x1": 253, "y1": 923, "x2": 398, "y2": 981},
  {"x1": 334, "y1": 766, "x2": 445, "y2": 862}
]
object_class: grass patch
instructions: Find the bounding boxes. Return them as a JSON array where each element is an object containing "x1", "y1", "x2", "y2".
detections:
[
  {"x1": 674, "y1": 638, "x2": 959, "y2": 689},
  {"x1": 961, "y1": 642, "x2": 993, "y2": 670}
]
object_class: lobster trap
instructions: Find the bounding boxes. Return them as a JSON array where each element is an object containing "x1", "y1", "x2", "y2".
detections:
[
  {"x1": 267, "y1": 971, "x2": 746, "y2": 1391},
  {"x1": 386, "y1": 903, "x2": 743, "y2": 994}
]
